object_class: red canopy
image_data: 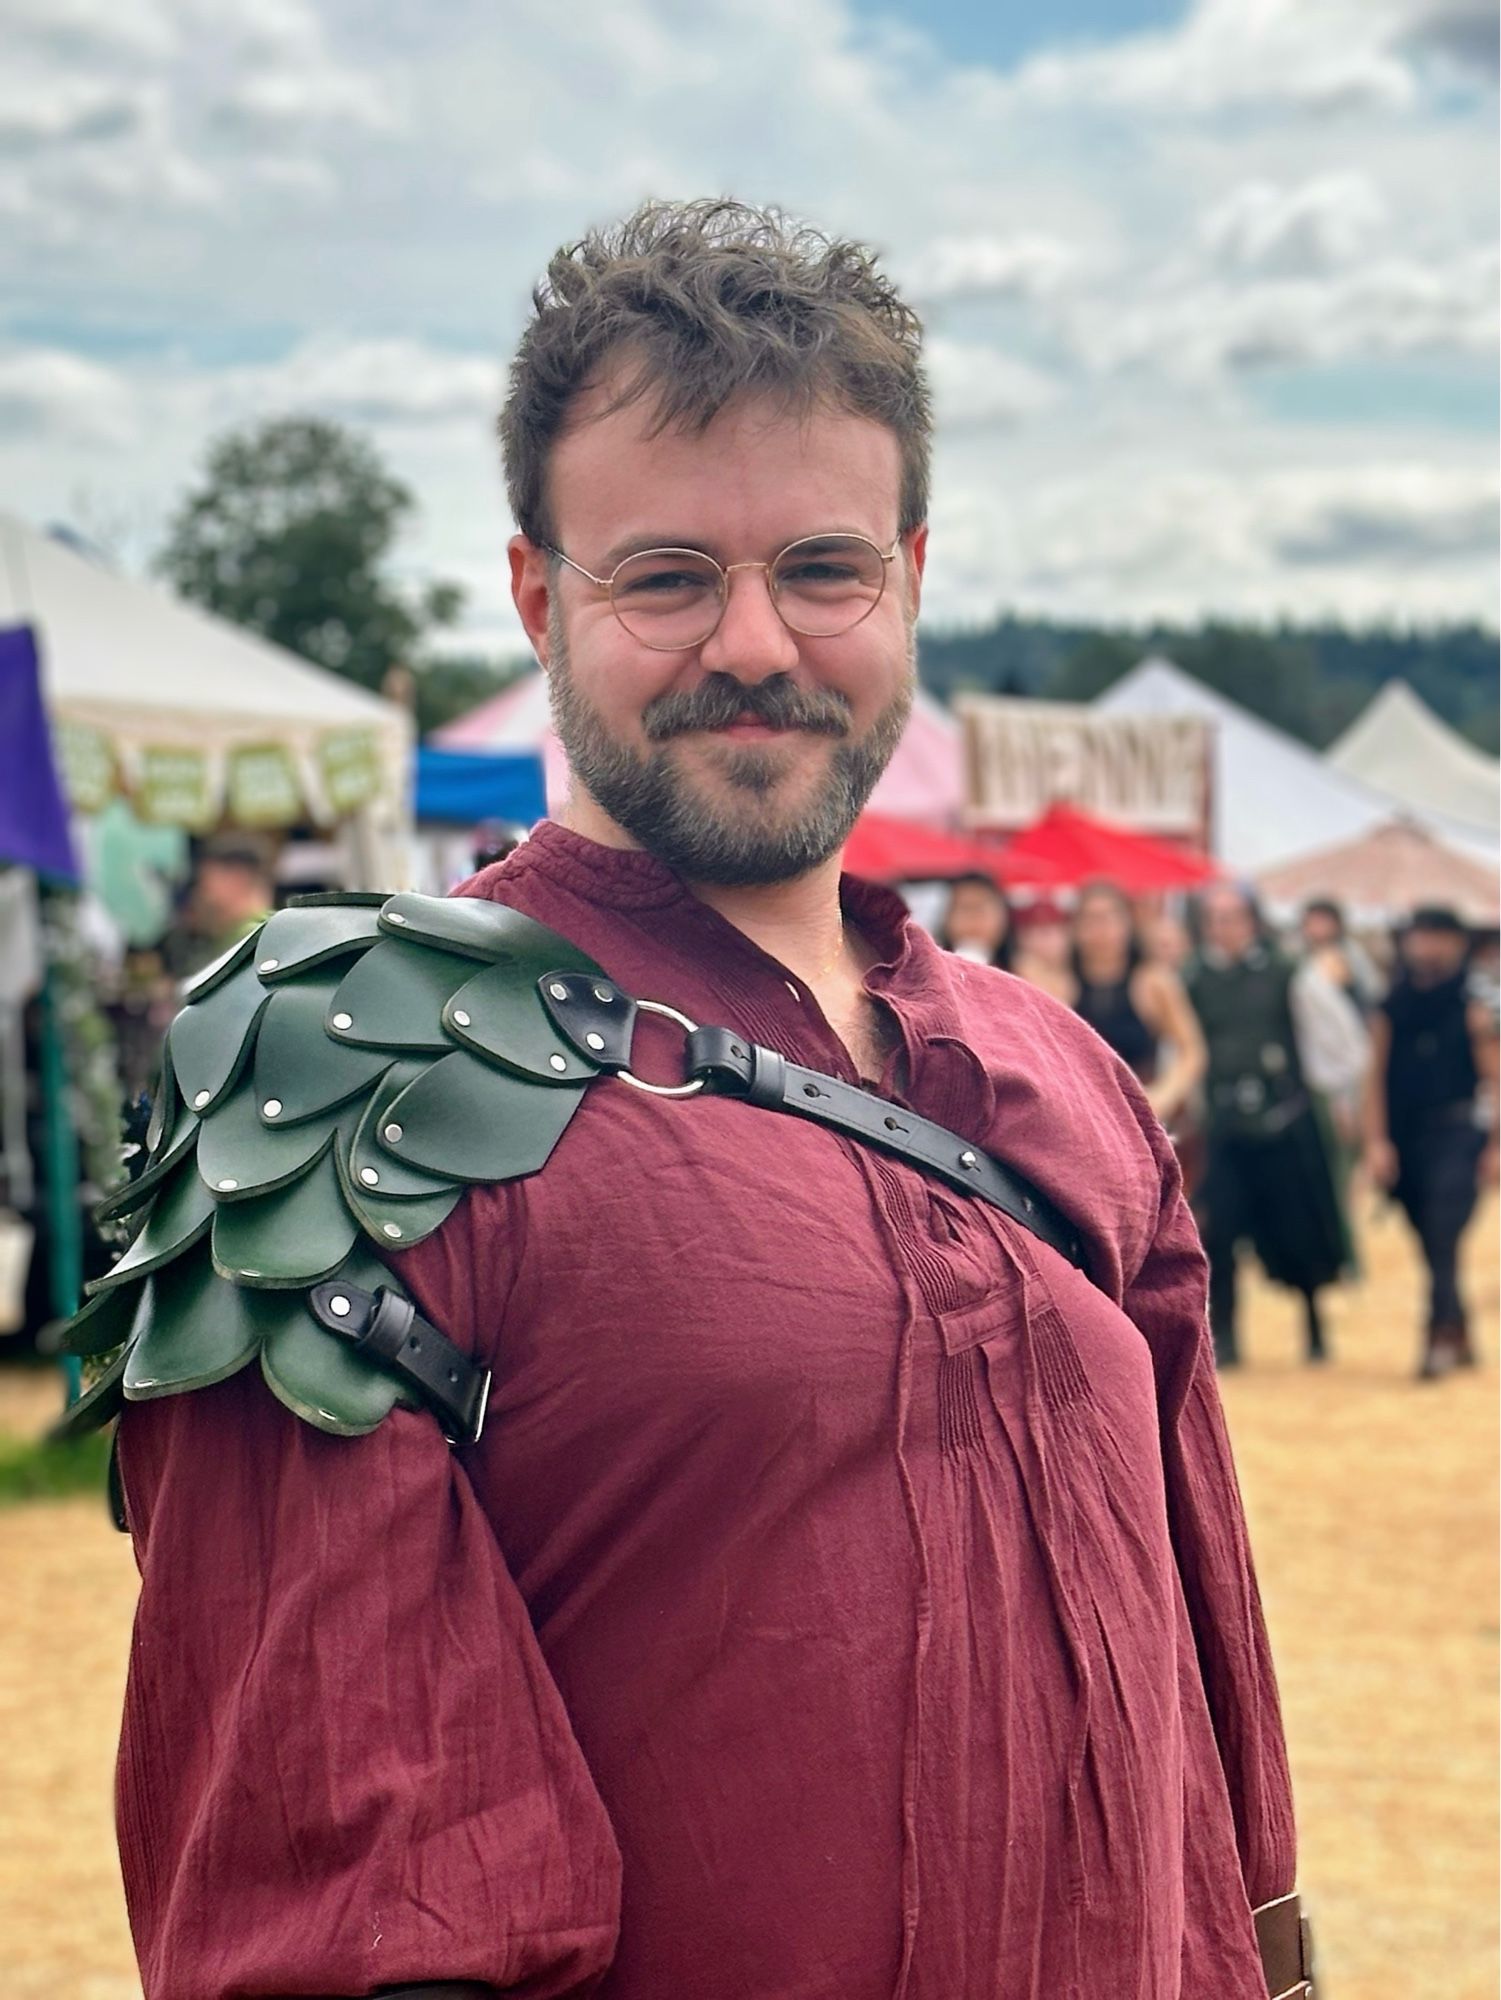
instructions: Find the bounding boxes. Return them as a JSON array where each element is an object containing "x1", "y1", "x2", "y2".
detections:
[
  {"x1": 842, "y1": 812, "x2": 1014, "y2": 885},
  {"x1": 996, "y1": 805, "x2": 1217, "y2": 893}
]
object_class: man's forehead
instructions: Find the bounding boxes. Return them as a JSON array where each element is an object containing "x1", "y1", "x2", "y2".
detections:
[{"x1": 546, "y1": 375, "x2": 902, "y2": 540}]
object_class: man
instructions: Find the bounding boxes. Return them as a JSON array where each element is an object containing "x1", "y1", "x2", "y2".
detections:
[
  {"x1": 102, "y1": 202, "x2": 1305, "y2": 1998},
  {"x1": 160, "y1": 834, "x2": 276, "y2": 982},
  {"x1": 1187, "y1": 882, "x2": 1361, "y2": 1366},
  {"x1": 1365, "y1": 906, "x2": 1498, "y2": 1378}
]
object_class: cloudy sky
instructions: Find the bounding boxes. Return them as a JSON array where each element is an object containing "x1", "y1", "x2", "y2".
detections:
[{"x1": 2, "y1": 0, "x2": 1496, "y2": 654}]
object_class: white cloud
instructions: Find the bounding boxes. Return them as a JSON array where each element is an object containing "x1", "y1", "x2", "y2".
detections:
[
  {"x1": 1268, "y1": 464, "x2": 1499, "y2": 566},
  {"x1": 208, "y1": 66, "x2": 397, "y2": 139},
  {"x1": 0, "y1": 349, "x2": 137, "y2": 446},
  {"x1": 1392, "y1": 0, "x2": 1499, "y2": 77},
  {"x1": 3, "y1": 0, "x2": 178, "y2": 61},
  {"x1": 925, "y1": 339, "x2": 1063, "y2": 427},
  {"x1": 1006, "y1": 0, "x2": 1418, "y2": 116},
  {"x1": 902, "y1": 233, "x2": 1079, "y2": 305},
  {"x1": 1073, "y1": 247, "x2": 1499, "y2": 381},
  {"x1": 0, "y1": 82, "x2": 147, "y2": 154},
  {"x1": 1202, "y1": 173, "x2": 1385, "y2": 276},
  {"x1": 232, "y1": 339, "x2": 501, "y2": 425}
]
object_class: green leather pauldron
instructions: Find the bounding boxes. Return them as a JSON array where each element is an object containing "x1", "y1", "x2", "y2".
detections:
[{"x1": 55, "y1": 891, "x2": 614, "y2": 1440}]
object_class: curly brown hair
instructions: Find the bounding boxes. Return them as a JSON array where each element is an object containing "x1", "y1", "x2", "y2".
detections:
[{"x1": 499, "y1": 197, "x2": 931, "y2": 548}]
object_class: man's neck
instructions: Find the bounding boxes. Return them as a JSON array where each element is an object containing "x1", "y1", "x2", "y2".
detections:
[
  {"x1": 559, "y1": 791, "x2": 848, "y2": 984},
  {"x1": 685, "y1": 864, "x2": 848, "y2": 984}
]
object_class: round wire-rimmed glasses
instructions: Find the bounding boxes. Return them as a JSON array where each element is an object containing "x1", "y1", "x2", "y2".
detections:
[{"x1": 543, "y1": 532, "x2": 902, "y2": 651}]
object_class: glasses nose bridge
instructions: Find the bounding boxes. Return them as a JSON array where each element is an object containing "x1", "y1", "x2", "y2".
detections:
[{"x1": 713, "y1": 556, "x2": 791, "y2": 643}]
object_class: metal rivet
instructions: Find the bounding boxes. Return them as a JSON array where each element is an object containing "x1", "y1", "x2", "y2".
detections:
[
  {"x1": 382, "y1": 1222, "x2": 402, "y2": 1239},
  {"x1": 959, "y1": 1150, "x2": 977, "y2": 1169},
  {"x1": 386, "y1": 911, "x2": 407, "y2": 925},
  {"x1": 452, "y1": 1009, "x2": 471, "y2": 1028},
  {"x1": 258, "y1": 958, "x2": 279, "y2": 973},
  {"x1": 548, "y1": 1053, "x2": 567, "y2": 1072},
  {"x1": 360, "y1": 1166, "x2": 380, "y2": 1186},
  {"x1": 217, "y1": 1178, "x2": 239, "y2": 1191},
  {"x1": 593, "y1": 985, "x2": 613, "y2": 1003},
  {"x1": 193, "y1": 1089, "x2": 211, "y2": 1109},
  {"x1": 548, "y1": 981, "x2": 569, "y2": 1000},
  {"x1": 329, "y1": 1294, "x2": 351, "y2": 1318},
  {"x1": 262, "y1": 1098, "x2": 282, "y2": 1118},
  {"x1": 383, "y1": 1122, "x2": 403, "y2": 1143},
  {"x1": 331, "y1": 1012, "x2": 353, "y2": 1031},
  {"x1": 585, "y1": 1031, "x2": 605, "y2": 1051},
  {"x1": 1023, "y1": 1196, "x2": 1035, "y2": 1213}
]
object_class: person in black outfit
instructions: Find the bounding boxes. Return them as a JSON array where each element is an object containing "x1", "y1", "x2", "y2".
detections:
[
  {"x1": 1188, "y1": 883, "x2": 1350, "y2": 1368},
  {"x1": 1365, "y1": 907, "x2": 1498, "y2": 1378},
  {"x1": 1067, "y1": 880, "x2": 1205, "y2": 1135}
]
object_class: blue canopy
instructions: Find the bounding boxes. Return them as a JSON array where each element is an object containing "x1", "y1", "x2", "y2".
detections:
[
  {"x1": 0, "y1": 624, "x2": 79, "y2": 880},
  {"x1": 415, "y1": 745, "x2": 547, "y2": 828}
]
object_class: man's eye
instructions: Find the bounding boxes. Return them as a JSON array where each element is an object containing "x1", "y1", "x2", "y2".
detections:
[
  {"x1": 780, "y1": 561, "x2": 861, "y2": 586},
  {"x1": 618, "y1": 569, "x2": 714, "y2": 596}
]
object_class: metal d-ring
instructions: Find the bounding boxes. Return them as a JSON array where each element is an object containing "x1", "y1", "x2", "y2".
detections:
[{"x1": 615, "y1": 998, "x2": 706, "y2": 1098}]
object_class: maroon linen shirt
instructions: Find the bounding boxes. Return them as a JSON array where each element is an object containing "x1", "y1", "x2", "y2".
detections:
[{"x1": 115, "y1": 820, "x2": 1295, "y2": 1998}]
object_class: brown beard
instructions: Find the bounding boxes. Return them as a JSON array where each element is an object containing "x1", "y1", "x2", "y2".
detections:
[{"x1": 545, "y1": 609, "x2": 913, "y2": 885}]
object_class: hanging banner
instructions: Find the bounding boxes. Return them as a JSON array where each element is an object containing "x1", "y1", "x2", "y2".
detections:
[
  {"x1": 138, "y1": 746, "x2": 216, "y2": 830},
  {"x1": 318, "y1": 728, "x2": 383, "y2": 815},
  {"x1": 54, "y1": 720, "x2": 116, "y2": 815},
  {"x1": 227, "y1": 742, "x2": 304, "y2": 828},
  {"x1": 956, "y1": 696, "x2": 1212, "y2": 839}
]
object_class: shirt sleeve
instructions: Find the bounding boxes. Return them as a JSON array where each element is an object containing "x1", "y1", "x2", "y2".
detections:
[
  {"x1": 115, "y1": 1348, "x2": 621, "y2": 1998},
  {"x1": 1116, "y1": 1078, "x2": 1299, "y2": 1911}
]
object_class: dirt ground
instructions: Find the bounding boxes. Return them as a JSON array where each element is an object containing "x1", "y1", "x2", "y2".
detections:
[{"x1": 1, "y1": 1199, "x2": 1495, "y2": 2000}]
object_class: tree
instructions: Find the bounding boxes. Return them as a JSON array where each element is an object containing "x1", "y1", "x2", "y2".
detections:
[{"x1": 156, "y1": 417, "x2": 465, "y2": 693}]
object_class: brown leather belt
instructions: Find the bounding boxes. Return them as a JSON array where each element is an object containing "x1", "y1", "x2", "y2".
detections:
[{"x1": 1255, "y1": 1890, "x2": 1317, "y2": 1997}]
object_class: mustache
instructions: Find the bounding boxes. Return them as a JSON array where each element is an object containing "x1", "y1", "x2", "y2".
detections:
[{"x1": 642, "y1": 673, "x2": 852, "y2": 743}]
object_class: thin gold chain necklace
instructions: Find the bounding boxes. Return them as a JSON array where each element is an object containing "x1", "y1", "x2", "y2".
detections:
[{"x1": 808, "y1": 920, "x2": 848, "y2": 984}]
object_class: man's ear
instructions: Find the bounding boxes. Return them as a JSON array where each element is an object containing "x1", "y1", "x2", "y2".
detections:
[
  {"x1": 509, "y1": 535, "x2": 553, "y2": 668},
  {"x1": 903, "y1": 525, "x2": 928, "y2": 623}
]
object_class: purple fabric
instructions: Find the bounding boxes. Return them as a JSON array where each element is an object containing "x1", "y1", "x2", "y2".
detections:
[{"x1": 0, "y1": 624, "x2": 79, "y2": 880}]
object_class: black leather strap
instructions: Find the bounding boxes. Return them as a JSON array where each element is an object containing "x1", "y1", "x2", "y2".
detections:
[
  {"x1": 685, "y1": 1027, "x2": 1086, "y2": 1275},
  {"x1": 307, "y1": 1282, "x2": 491, "y2": 1445},
  {"x1": 1254, "y1": 1891, "x2": 1316, "y2": 1997}
]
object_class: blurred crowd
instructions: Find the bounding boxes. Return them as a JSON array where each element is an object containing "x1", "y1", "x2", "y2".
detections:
[{"x1": 937, "y1": 874, "x2": 1499, "y2": 1381}]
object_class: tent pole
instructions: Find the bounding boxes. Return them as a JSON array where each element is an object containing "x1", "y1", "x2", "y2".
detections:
[{"x1": 37, "y1": 940, "x2": 83, "y2": 1404}]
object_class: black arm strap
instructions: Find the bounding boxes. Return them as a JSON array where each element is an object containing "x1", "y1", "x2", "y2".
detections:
[
  {"x1": 685, "y1": 1027, "x2": 1086, "y2": 1276},
  {"x1": 307, "y1": 1281, "x2": 491, "y2": 1445},
  {"x1": 297, "y1": 1019, "x2": 1082, "y2": 1447}
]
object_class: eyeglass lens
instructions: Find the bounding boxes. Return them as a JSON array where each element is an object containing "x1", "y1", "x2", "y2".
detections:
[{"x1": 609, "y1": 535, "x2": 888, "y2": 648}]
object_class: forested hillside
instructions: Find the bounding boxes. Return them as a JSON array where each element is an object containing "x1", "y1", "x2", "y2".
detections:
[{"x1": 917, "y1": 617, "x2": 1500, "y2": 754}]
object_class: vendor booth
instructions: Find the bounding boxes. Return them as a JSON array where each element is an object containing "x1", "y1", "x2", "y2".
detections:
[{"x1": 0, "y1": 512, "x2": 414, "y2": 896}]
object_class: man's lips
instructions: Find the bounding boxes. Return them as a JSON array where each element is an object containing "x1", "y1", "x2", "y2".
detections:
[{"x1": 718, "y1": 715, "x2": 788, "y2": 737}]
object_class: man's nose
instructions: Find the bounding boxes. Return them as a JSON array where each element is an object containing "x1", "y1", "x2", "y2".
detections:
[{"x1": 697, "y1": 565, "x2": 801, "y2": 681}]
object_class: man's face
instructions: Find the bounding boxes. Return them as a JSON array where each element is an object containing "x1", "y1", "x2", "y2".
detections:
[
  {"x1": 1201, "y1": 888, "x2": 1257, "y2": 960},
  {"x1": 195, "y1": 860, "x2": 267, "y2": 929},
  {"x1": 1300, "y1": 909, "x2": 1340, "y2": 951},
  {"x1": 510, "y1": 382, "x2": 924, "y2": 884},
  {"x1": 1401, "y1": 924, "x2": 1468, "y2": 983}
]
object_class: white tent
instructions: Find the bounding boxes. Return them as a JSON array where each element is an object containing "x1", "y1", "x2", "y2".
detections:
[
  {"x1": 0, "y1": 512, "x2": 412, "y2": 885},
  {"x1": 1094, "y1": 657, "x2": 1497, "y2": 876},
  {"x1": 1327, "y1": 678, "x2": 1498, "y2": 836}
]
